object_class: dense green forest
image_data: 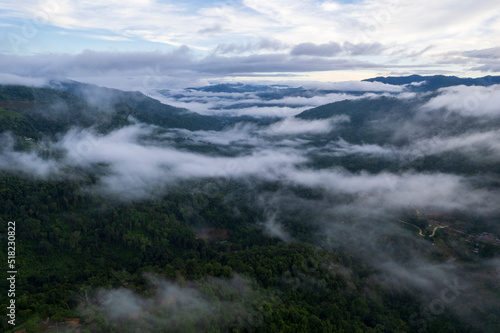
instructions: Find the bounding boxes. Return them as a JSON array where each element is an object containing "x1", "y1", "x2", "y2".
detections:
[
  {"x1": 1, "y1": 81, "x2": 500, "y2": 332},
  {"x1": 0, "y1": 174, "x2": 482, "y2": 333}
]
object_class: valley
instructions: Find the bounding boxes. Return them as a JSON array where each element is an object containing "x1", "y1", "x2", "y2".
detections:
[{"x1": 1, "y1": 76, "x2": 500, "y2": 332}]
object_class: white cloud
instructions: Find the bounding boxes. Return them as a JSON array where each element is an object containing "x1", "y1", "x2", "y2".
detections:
[
  {"x1": 216, "y1": 106, "x2": 308, "y2": 118},
  {"x1": 0, "y1": 73, "x2": 47, "y2": 86},
  {"x1": 264, "y1": 115, "x2": 349, "y2": 135},
  {"x1": 0, "y1": 50, "x2": 392, "y2": 90},
  {"x1": 0, "y1": 133, "x2": 58, "y2": 178},
  {"x1": 54, "y1": 125, "x2": 306, "y2": 198},
  {"x1": 291, "y1": 42, "x2": 342, "y2": 57},
  {"x1": 10, "y1": 118, "x2": 497, "y2": 213},
  {"x1": 150, "y1": 86, "x2": 399, "y2": 118},
  {"x1": 423, "y1": 84, "x2": 500, "y2": 118},
  {"x1": 178, "y1": 123, "x2": 260, "y2": 146},
  {"x1": 409, "y1": 130, "x2": 500, "y2": 160},
  {"x1": 330, "y1": 138, "x2": 396, "y2": 157},
  {"x1": 260, "y1": 212, "x2": 293, "y2": 243},
  {"x1": 301, "y1": 80, "x2": 405, "y2": 92},
  {"x1": 285, "y1": 168, "x2": 500, "y2": 215},
  {"x1": 80, "y1": 275, "x2": 262, "y2": 331},
  {"x1": 1, "y1": 0, "x2": 498, "y2": 79}
]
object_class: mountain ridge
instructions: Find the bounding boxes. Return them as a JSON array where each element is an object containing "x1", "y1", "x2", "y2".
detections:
[{"x1": 363, "y1": 74, "x2": 500, "y2": 91}]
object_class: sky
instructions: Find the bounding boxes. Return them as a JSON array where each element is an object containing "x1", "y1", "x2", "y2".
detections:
[{"x1": 0, "y1": 0, "x2": 499, "y2": 89}]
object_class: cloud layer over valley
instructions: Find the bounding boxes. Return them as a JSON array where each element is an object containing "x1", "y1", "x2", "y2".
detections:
[
  {"x1": 2, "y1": 0, "x2": 500, "y2": 330},
  {"x1": 1, "y1": 80, "x2": 500, "y2": 331}
]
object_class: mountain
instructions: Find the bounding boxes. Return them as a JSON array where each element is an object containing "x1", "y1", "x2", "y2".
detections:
[
  {"x1": 1, "y1": 78, "x2": 500, "y2": 333},
  {"x1": 0, "y1": 82, "x2": 227, "y2": 142},
  {"x1": 294, "y1": 92, "x2": 500, "y2": 175},
  {"x1": 187, "y1": 82, "x2": 280, "y2": 93},
  {"x1": 172, "y1": 83, "x2": 320, "y2": 102},
  {"x1": 364, "y1": 74, "x2": 500, "y2": 92}
]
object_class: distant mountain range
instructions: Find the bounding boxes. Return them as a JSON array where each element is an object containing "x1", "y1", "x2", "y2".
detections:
[
  {"x1": 364, "y1": 74, "x2": 500, "y2": 92},
  {"x1": 191, "y1": 75, "x2": 500, "y2": 95},
  {"x1": 1, "y1": 74, "x2": 499, "y2": 141}
]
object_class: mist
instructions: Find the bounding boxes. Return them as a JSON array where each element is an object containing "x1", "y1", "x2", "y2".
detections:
[
  {"x1": 1, "y1": 78, "x2": 500, "y2": 331},
  {"x1": 78, "y1": 274, "x2": 264, "y2": 332}
]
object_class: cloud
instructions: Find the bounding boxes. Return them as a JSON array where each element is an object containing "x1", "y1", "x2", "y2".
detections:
[
  {"x1": 264, "y1": 115, "x2": 349, "y2": 135},
  {"x1": 0, "y1": 133, "x2": 58, "y2": 178},
  {"x1": 249, "y1": 173, "x2": 497, "y2": 327},
  {"x1": 1, "y1": 0, "x2": 499, "y2": 80},
  {"x1": 177, "y1": 123, "x2": 260, "y2": 146},
  {"x1": 0, "y1": 50, "x2": 399, "y2": 91},
  {"x1": 79, "y1": 274, "x2": 264, "y2": 332},
  {"x1": 300, "y1": 80, "x2": 405, "y2": 92},
  {"x1": 327, "y1": 129, "x2": 500, "y2": 163},
  {"x1": 214, "y1": 38, "x2": 288, "y2": 54},
  {"x1": 343, "y1": 42, "x2": 386, "y2": 56},
  {"x1": 151, "y1": 85, "x2": 399, "y2": 117},
  {"x1": 150, "y1": 89, "x2": 314, "y2": 117},
  {"x1": 328, "y1": 138, "x2": 396, "y2": 157},
  {"x1": 215, "y1": 105, "x2": 310, "y2": 118},
  {"x1": 290, "y1": 41, "x2": 386, "y2": 57},
  {"x1": 0, "y1": 49, "x2": 192, "y2": 79},
  {"x1": 2, "y1": 83, "x2": 497, "y2": 208},
  {"x1": 282, "y1": 168, "x2": 500, "y2": 217},
  {"x1": 2, "y1": 77, "x2": 500, "y2": 330},
  {"x1": 0, "y1": 73, "x2": 47, "y2": 86},
  {"x1": 260, "y1": 211, "x2": 293, "y2": 243},
  {"x1": 422, "y1": 84, "x2": 500, "y2": 118},
  {"x1": 461, "y1": 46, "x2": 500, "y2": 59},
  {"x1": 52, "y1": 125, "x2": 306, "y2": 199},
  {"x1": 290, "y1": 42, "x2": 342, "y2": 57},
  {"x1": 433, "y1": 47, "x2": 500, "y2": 72},
  {"x1": 9, "y1": 117, "x2": 496, "y2": 214},
  {"x1": 408, "y1": 130, "x2": 500, "y2": 161},
  {"x1": 195, "y1": 53, "x2": 382, "y2": 75},
  {"x1": 471, "y1": 60, "x2": 500, "y2": 72},
  {"x1": 198, "y1": 24, "x2": 224, "y2": 34}
]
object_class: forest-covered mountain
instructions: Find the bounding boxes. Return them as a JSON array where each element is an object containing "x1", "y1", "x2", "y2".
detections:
[
  {"x1": 1, "y1": 76, "x2": 500, "y2": 332},
  {"x1": 363, "y1": 74, "x2": 500, "y2": 92},
  {"x1": 0, "y1": 82, "x2": 225, "y2": 138}
]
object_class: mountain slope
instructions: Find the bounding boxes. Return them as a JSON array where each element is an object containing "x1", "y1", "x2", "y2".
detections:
[
  {"x1": 364, "y1": 74, "x2": 500, "y2": 91},
  {"x1": 0, "y1": 83, "x2": 225, "y2": 141},
  {"x1": 50, "y1": 80, "x2": 225, "y2": 131}
]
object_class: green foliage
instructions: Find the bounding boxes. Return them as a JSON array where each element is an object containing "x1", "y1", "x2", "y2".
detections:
[
  {"x1": 0, "y1": 173, "x2": 480, "y2": 332},
  {"x1": 1, "y1": 82, "x2": 497, "y2": 332},
  {"x1": 0, "y1": 84, "x2": 225, "y2": 145}
]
